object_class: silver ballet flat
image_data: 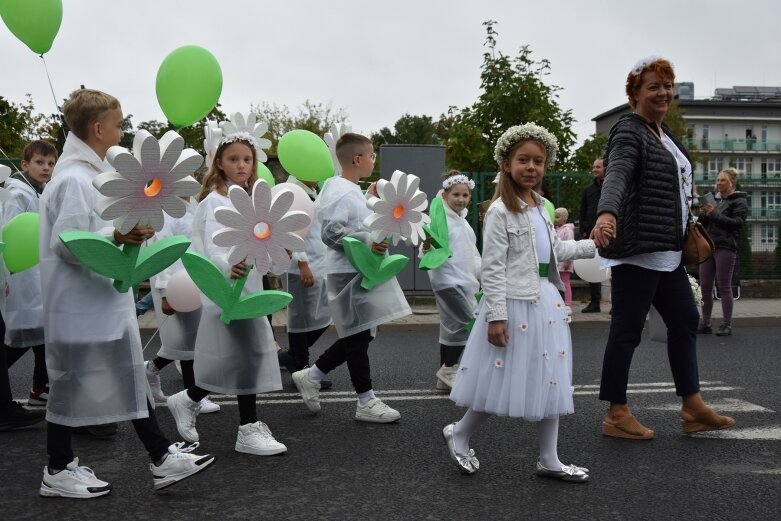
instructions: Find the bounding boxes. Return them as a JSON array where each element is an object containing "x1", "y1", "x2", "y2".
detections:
[
  {"x1": 535, "y1": 461, "x2": 590, "y2": 482},
  {"x1": 442, "y1": 423, "x2": 479, "y2": 474}
]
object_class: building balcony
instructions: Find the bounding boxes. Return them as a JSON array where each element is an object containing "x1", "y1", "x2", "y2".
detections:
[{"x1": 685, "y1": 138, "x2": 781, "y2": 153}]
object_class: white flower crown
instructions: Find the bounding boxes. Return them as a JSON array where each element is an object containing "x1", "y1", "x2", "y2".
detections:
[
  {"x1": 629, "y1": 55, "x2": 671, "y2": 77},
  {"x1": 494, "y1": 123, "x2": 559, "y2": 167},
  {"x1": 442, "y1": 174, "x2": 475, "y2": 191},
  {"x1": 221, "y1": 131, "x2": 259, "y2": 150}
]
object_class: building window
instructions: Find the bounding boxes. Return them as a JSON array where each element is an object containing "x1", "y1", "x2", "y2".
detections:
[
  {"x1": 759, "y1": 223, "x2": 778, "y2": 246},
  {"x1": 706, "y1": 158, "x2": 723, "y2": 180},
  {"x1": 702, "y1": 125, "x2": 710, "y2": 150},
  {"x1": 735, "y1": 157, "x2": 753, "y2": 177},
  {"x1": 760, "y1": 191, "x2": 781, "y2": 217},
  {"x1": 761, "y1": 158, "x2": 781, "y2": 179},
  {"x1": 761, "y1": 125, "x2": 768, "y2": 144}
]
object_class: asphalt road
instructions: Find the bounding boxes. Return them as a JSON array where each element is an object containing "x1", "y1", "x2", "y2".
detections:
[{"x1": 3, "y1": 324, "x2": 780, "y2": 520}]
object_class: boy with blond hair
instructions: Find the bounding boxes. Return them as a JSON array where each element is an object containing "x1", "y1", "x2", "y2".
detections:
[{"x1": 38, "y1": 89, "x2": 214, "y2": 498}]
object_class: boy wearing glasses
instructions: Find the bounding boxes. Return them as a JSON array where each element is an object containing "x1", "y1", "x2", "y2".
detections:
[{"x1": 292, "y1": 133, "x2": 410, "y2": 423}]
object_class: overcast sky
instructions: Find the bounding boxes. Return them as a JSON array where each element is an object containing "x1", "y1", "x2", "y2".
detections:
[{"x1": 3, "y1": 0, "x2": 781, "y2": 148}]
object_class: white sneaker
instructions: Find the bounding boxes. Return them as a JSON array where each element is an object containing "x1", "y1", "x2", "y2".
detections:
[
  {"x1": 198, "y1": 397, "x2": 220, "y2": 414},
  {"x1": 151, "y1": 442, "x2": 216, "y2": 491},
  {"x1": 292, "y1": 368, "x2": 321, "y2": 413},
  {"x1": 435, "y1": 364, "x2": 458, "y2": 390},
  {"x1": 166, "y1": 390, "x2": 201, "y2": 442},
  {"x1": 355, "y1": 398, "x2": 401, "y2": 423},
  {"x1": 39, "y1": 458, "x2": 112, "y2": 498},
  {"x1": 235, "y1": 421, "x2": 287, "y2": 456},
  {"x1": 145, "y1": 361, "x2": 166, "y2": 402}
]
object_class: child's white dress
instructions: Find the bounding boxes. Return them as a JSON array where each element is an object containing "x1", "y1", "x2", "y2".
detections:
[
  {"x1": 450, "y1": 205, "x2": 590, "y2": 420},
  {"x1": 149, "y1": 202, "x2": 201, "y2": 361}
]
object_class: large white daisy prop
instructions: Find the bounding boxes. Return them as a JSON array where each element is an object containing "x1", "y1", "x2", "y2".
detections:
[
  {"x1": 93, "y1": 130, "x2": 202, "y2": 234},
  {"x1": 323, "y1": 122, "x2": 352, "y2": 175},
  {"x1": 220, "y1": 112, "x2": 273, "y2": 163},
  {"x1": 203, "y1": 120, "x2": 222, "y2": 169},
  {"x1": 212, "y1": 179, "x2": 310, "y2": 275},
  {"x1": 0, "y1": 165, "x2": 12, "y2": 202},
  {"x1": 364, "y1": 170, "x2": 430, "y2": 246}
]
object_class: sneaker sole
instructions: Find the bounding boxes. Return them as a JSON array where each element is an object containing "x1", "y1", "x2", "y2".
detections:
[
  {"x1": 234, "y1": 442, "x2": 287, "y2": 456},
  {"x1": 355, "y1": 414, "x2": 401, "y2": 424},
  {"x1": 198, "y1": 405, "x2": 221, "y2": 415},
  {"x1": 153, "y1": 455, "x2": 216, "y2": 491},
  {"x1": 27, "y1": 399, "x2": 48, "y2": 407},
  {"x1": 39, "y1": 482, "x2": 112, "y2": 499}
]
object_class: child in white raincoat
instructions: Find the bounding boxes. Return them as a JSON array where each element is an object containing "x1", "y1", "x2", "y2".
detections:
[{"x1": 38, "y1": 89, "x2": 214, "y2": 499}]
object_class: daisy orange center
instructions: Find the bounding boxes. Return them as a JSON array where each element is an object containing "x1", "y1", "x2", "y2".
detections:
[
  {"x1": 254, "y1": 222, "x2": 271, "y2": 240},
  {"x1": 393, "y1": 203, "x2": 405, "y2": 219},
  {"x1": 144, "y1": 178, "x2": 163, "y2": 197}
]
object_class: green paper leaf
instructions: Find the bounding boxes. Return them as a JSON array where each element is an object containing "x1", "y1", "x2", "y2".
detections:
[
  {"x1": 426, "y1": 197, "x2": 450, "y2": 249},
  {"x1": 222, "y1": 290, "x2": 293, "y2": 324},
  {"x1": 181, "y1": 251, "x2": 232, "y2": 309},
  {"x1": 465, "y1": 291, "x2": 483, "y2": 332},
  {"x1": 419, "y1": 246, "x2": 453, "y2": 271},
  {"x1": 341, "y1": 237, "x2": 409, "y2": 291},
  {"x1": 132, "y1": 236, "x2": 191, "y2": 286},
  {"x1": 59, "y1": 231, "x2": 130, "y2": 280}
]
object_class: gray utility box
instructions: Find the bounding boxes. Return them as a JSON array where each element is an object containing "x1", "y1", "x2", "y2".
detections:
[{"x1": 378, "y1": 144, "x2": 447, "y2": 293}]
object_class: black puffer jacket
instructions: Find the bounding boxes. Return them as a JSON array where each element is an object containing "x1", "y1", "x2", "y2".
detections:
[
  {"x1": 598, "y1": 113, "x2": 693, "y2": 259},
  {"x1": 698, "y1": 191, "x2": 748, "y2": 251}
]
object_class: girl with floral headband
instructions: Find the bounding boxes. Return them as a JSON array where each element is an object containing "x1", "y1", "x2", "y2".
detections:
[
  {"x1": 167, "y1": 132, "x2": 288, "y2": 457},
  {"x1": 443, "y1": 123, "x2": 596, "y2": 482},
  {"x1": 420, "y1": 170, "x2": 481, "y2": 390}
]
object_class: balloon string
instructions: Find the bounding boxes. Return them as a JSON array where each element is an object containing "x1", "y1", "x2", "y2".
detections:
[
  {"x1": 142, "y1": 315, "x2": 168, "y2": 353},
  {"x1": 39, "y1": 54, "x2": 68, "y2": 143},
  {"x1": 0, "y1": 147, "x2": 24, "y2": 174}
]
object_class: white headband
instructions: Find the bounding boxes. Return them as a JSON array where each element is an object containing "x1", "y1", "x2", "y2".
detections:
[
  {"x1": 442, "y1": 174, "x2": 475, "y2": 191},
  {"x1": 221, "y1": 131, "x2": 259, "y2": 150}
]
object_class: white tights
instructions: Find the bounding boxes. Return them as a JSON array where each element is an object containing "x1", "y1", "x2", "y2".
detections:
[{"x1": 452, "y1": 408, "x2": 563, "y2": 470}]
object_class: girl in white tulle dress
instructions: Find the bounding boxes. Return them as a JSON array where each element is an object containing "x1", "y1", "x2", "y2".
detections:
[{"x1": 443, "y1": 123, "x2": 596, "y2": 482}]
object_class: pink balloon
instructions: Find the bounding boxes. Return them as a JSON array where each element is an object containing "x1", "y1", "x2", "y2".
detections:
[
  {"x1": 270, "y1": 182, "x2": 315, "y2": 238},
  {"x1": 165, "y1": 269, "x2": 202, "y2": 312}
]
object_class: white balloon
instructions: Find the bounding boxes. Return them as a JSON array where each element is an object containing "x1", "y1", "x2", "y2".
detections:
[{"x1": 573, "y1": 254, "x2": 610, "y2": 283}]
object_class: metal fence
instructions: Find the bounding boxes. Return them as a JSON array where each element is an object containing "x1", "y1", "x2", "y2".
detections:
[{"x1": 466, "y1": 171, "x2": 781, "y2": 279}]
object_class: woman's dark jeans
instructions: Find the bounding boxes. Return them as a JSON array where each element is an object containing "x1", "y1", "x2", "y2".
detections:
[{"x1": 599, "y1": 263, "x2": 701, "y2": 404}]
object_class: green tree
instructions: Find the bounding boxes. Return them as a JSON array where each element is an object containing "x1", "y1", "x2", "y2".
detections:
[
  {"x1": 371, "y1": 113, "x2": 442, "y2": 146},
  {"x1": 250, "y1": 100, "x2": 348, "y2": 154},
  {"x1": 444, "y1": 20, "x2": 576, "y2": 173},
  {"x1": 0, "y1": 96, "x2": 29, "y2": 158}
]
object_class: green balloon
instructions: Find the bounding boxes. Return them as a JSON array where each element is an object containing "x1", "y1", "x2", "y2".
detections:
[
  {"x1": 2, "y1": 212, "x2": 39, "y2": 272},
  {"x1": 277, "y1": 129, "x2": 334, "y2": 182},
  {"x1": 257, "y1": 162, "x2": 275, "y2": 187},
  {"x1": 156, "y1": 45, "x2": 223, "y2": 128},
  {"x1": 0, "y1": 0, "x2": 62, "y2": 54}
]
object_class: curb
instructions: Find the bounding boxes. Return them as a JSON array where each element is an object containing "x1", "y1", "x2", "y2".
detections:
[{"x1": 139, "y1": 315, "x2": 781, "y2": 336}]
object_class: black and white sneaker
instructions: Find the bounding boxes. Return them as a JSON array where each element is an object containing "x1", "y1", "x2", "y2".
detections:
[
  {"x1": 39, "y1": 458, "x2": 112, "y2": 499},
  {"x1": 151, "y1": 442, "x2": 215, "y2": 491}
]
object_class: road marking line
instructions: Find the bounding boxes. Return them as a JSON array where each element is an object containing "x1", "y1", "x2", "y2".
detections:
[
  {"x1": 576, "y1": 381, "x2": 725, "y2": 389},
  {"x1": 646, "y1": 398, "x2": 774, "y2": 413},
  {"x1": 574, "y1": 386, "x2": 739, "y2": 396},
  {"x1": 752, "y1": 468, "x2": 781, "y2": 475},
  {"x1": 690, "y1": 426, "x2": 781, "y2": 440}
]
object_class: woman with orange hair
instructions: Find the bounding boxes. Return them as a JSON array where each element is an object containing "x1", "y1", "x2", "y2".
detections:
[{"x1": 591, "y1": 57, "x2": 736, "y2": 440}]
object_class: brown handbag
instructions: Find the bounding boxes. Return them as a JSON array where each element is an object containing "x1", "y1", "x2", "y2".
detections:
[{"x1": 682, "y1": 217, "x2": 714, "y2": 265}]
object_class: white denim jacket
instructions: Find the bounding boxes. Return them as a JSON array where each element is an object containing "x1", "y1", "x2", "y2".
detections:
[{"x1": 482, "y1": 193, "x2": 596, "y2": 322}]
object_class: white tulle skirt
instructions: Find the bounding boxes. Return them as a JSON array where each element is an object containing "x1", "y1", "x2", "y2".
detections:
[{"x1": 449, "y1": 279, "x2": 574, "y2": 420}]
